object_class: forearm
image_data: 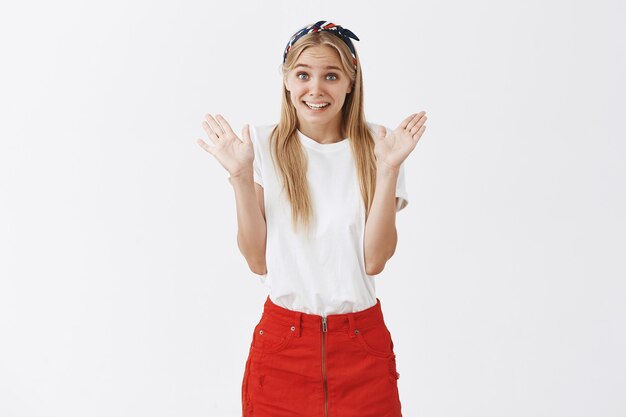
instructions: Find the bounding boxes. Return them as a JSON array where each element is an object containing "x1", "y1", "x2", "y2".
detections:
[
  {"x1": 363, "y1": 163, "x2": 399, "y2": 275},
  {"x1": 229, "y1": 169, "x2": 267, "y2": 273}
]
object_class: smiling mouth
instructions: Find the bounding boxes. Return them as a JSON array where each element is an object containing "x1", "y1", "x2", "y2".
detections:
[{"x1": 303, "y1": 101, "x2": 330, "y2": 110}]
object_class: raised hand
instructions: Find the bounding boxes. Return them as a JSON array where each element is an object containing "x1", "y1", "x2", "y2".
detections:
[
  {"x1": 197, "y1": 114, "x2": 254, "y2": 178},
  {"x1": 373, "y1": 111, "x2": 427, "y2": 169}
]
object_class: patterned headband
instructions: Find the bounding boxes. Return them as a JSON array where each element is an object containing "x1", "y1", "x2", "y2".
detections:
[{"x1": 282, "y1": 20, "x2": 360, "y2": 69}]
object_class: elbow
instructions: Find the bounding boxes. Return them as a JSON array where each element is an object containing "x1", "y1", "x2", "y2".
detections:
[
  {"x1": 363, "y1": 229, "x2": 397, "y2": 276},
  {"x1": 365, "y1": 248, "x2": 395, "y2": 276},
  {"x1": 246, "y1": 253, "x2": 267, "y2": 275},
  {"x1": 237, "y1": 232, "x2": 267, "y2": 275},
  {"x1": 365, "y1": 258, "x2": 386, "y2": 276},
  {"x1": 366, "y1": 264, "x2": 384, "y2": 276},
  {"x1": 250, "y1": 260, "x2": 267, "y2": 276}
]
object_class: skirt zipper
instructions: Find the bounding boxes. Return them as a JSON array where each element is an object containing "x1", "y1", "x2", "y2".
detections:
[{"x1": 322, "y1": 315, "x2": 328, "y2": 417}]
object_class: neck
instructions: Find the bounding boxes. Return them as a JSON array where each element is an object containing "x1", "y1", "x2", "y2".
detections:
[{"x1": 297, "y1": 119, "x2": 345, "y2": 144}]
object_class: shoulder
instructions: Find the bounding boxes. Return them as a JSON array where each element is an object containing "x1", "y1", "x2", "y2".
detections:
[{"x1": 250, "y1": 123, "x2": 278, "y2": 144}]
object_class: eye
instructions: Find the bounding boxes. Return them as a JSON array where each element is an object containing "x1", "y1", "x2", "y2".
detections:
[{"x1": 295, "y1": 72, "x2": 339, "y2": 81}]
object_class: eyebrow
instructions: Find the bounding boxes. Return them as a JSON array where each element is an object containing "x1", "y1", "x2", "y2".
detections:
[{"x1": 294, "y1": 64, "x2": 342, "y2": 71}]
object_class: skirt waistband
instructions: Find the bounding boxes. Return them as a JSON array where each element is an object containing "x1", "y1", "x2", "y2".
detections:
[{"x1": 261, "y1": 295, "x2": 387, "y2": 335}]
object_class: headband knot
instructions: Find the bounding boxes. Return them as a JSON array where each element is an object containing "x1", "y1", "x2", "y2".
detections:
[{"x1": 283, "y1": 20, "x2": 360, "y2": 68}]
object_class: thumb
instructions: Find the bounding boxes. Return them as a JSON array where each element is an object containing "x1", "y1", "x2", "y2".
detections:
[
  {"x1": 378, "y1": 125, "x2": 387, "y2": 140},
  {"x1": 241, "y1": 124, "x2": 252, "y2": 144}
]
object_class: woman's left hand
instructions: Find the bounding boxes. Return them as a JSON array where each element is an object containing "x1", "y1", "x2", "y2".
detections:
[{"x1": 373, "y1": 111, "x2": 427, "y2": 169}]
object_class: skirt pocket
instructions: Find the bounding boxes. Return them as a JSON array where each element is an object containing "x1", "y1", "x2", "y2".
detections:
[
  {"x1": 251, "y1": 315, "x2": 296, "y2": 354},
  {"x1": 352, "y1": 322, "x2": 395, "y2": 359}
]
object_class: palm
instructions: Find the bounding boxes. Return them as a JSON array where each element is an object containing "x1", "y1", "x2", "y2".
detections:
[
  {"x1": 210, "y1": 133, "x2": 254, "y2": 174},
  {"x1": 197, "y1": 114, "x2": 254, "y2": 177},
  {"x1": 374, "y1": 112, "x2": 427, "y2": 168}
]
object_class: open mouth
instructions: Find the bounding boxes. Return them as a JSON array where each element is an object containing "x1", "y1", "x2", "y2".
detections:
[{"x1": 303, "y1": 101, "x2": 330, "y2": 111}]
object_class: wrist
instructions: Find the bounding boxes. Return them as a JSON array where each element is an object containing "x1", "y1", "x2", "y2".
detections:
[
  {"x1": 376, "y1": 161, "x2": 401, "y2": 175},
  {"x1": 228, "y1": 168, "x2": 254, "y2": 184}
]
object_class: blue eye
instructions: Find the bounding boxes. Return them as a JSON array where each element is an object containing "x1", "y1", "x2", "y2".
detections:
[{"x1": 296, "y1": 72, "x2": 339, "y2": 81}]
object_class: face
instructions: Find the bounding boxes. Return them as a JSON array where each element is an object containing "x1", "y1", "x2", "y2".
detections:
[{"x1": 284, "y1": 45, "x2": 353, "y2": 131}]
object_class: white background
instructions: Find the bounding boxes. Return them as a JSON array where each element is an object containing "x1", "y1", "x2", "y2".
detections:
[{"x1": 1, "y1": 0, "x2": 625, "y2": 416}]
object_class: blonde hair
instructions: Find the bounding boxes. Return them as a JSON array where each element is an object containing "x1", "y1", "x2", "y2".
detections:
[{"x1": 269, "y1": 30, "x2": 378, "y2": 237}]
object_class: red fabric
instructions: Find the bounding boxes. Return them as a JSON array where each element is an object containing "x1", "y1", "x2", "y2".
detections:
[{"x1": 241, "y1": 295, "x2": 403, "y2": 416}]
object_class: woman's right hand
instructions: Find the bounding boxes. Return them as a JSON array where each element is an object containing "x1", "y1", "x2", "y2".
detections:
[{"x1": 197, "y1": 114, "x2": 254, "y2": 178}]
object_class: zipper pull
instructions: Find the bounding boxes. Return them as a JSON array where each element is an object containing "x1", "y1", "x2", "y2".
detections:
[{"x1": 322, "y1": 316, "x2": 327, "y2": 333}]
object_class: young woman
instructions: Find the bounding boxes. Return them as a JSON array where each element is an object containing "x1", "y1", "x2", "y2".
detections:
[{"x1": 197, "y1": 20, "x2": 427, "y2": 417}]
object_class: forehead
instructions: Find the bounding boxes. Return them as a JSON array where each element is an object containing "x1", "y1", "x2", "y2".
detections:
[{"x1": 294, "y1": 45, "x2": 343, "y2": 70}]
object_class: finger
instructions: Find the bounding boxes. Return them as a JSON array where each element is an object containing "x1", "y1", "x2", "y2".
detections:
[
  {"x1": 406, "y1": 111, "x2": 426, "y2": 132},
  {"x1": 196, "y1": 138, "x2": 215, "y2": 155},
  {"x1": 201, "y1": 120, "x2": 220, "y2": 144},
  {"x1": 215, "y1": 114, "x2": 236, "y2": 137},
  {"x1": 412, "y1": 125, "x2": 426, "y2": 142},
  {"x1": 399, "y1": 113, "x2": 418, "y2": 130},
  {"x1": 204, "y1": 113, "x2": 225, "y2": 136},
  {"x1": 409, "y1": 116, "x2": 427, "y2": 134}
]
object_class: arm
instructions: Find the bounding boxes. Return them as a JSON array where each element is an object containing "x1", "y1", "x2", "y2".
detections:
[
  {"x1": 229, "y1": 168, "x2": 267, "y2": 275},
  {"x1": 363, "y1": 162, "x2": 400, "y2": 276},
  {"x1": 364, "y1": 113, "x2": 427, "y2": 275}
]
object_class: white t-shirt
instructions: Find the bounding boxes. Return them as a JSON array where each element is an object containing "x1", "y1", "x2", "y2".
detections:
[{"x1": 249, "y1": 122, "x2": 409, "y2": 316}]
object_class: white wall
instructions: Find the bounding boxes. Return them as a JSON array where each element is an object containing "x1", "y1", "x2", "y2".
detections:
[{"x1": 1, "y1": 0, "x2": 625, "y2": 416}]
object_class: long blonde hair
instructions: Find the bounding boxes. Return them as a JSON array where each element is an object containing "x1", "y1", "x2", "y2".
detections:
[{"x1": 269, "y1": 30, "x2": 378, "y2": 236}]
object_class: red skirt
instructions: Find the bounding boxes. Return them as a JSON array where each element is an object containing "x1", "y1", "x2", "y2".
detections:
[{"x1": 241, "y1": 295, "x2": 403, "y2": 417}]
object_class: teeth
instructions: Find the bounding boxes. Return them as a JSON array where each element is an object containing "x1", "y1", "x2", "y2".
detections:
[{"x1": 305, "y1": 102, "x2": 329, "y2": 109}]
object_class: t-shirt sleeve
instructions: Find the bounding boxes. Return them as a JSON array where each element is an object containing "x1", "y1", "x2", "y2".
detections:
[
  {"x1": 250, "y1": 125, "x2": 264, "y2": 187},
  {"x1": 396, "y1": 160, "x2": 409, "y2": 212}
]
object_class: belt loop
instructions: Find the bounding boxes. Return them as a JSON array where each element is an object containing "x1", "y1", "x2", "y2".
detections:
[
  {"x1": 347, "y1": 314, "x2": 357, "y2": 339},
  {"x1": 292, "y1": 311, "x2": 302, "y2": 337}
]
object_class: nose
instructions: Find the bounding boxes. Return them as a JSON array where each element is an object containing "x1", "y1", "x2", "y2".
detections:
[{"x1": 308, "y1": 78, "x2": 324, "y2": 96}]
